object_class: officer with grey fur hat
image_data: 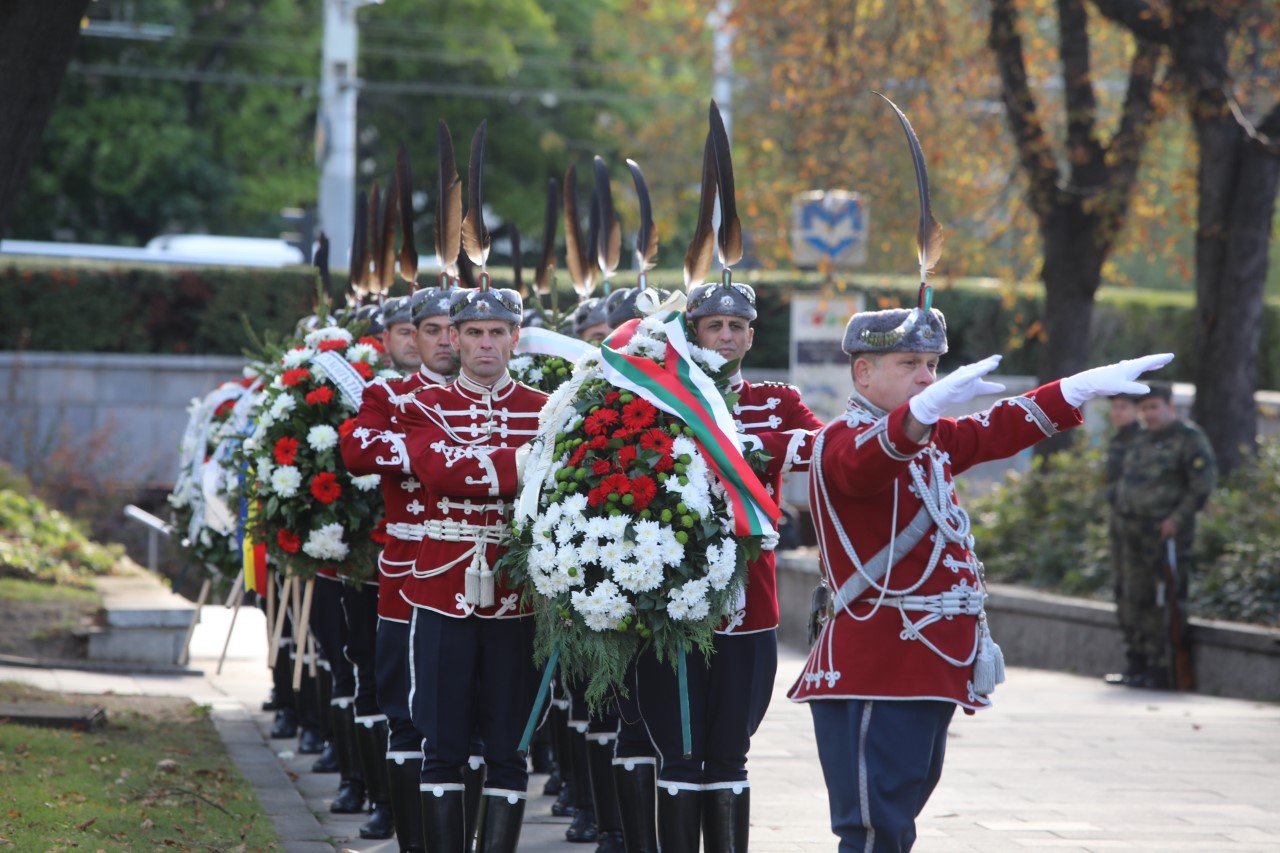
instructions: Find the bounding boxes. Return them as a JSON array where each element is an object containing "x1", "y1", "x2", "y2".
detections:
[
  {"x1": 376, "y1": 295, "x2": 420, "y2": 373},
  {"x1": 791, "y1": 296, "x2": 1173, "y2": 852}
]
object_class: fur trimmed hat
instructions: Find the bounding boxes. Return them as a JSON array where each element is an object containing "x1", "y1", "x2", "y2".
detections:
[
  {"x1": 572, "y1": 296, "x2": 611, "y2": 338},
  {"x1": 842, "y1": 307, "x2": 948, "y2": 356},
  {"x1": 686, "y1": 280, "x2": 757, "y2": 322},
  {"x1": 379, "y1": 295, "x2": 414, "y2": 327},
  {"x1": 448, "y1": 284, "x2": 522, "y2": 326},
  {"x1": 411, "y1": 287, "x2": 455, "y2": 324}
]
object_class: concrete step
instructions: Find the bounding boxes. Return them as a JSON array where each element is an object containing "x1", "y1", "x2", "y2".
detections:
[{"x1": 86, "y1": 572, "x2": 197, "y2": 666}]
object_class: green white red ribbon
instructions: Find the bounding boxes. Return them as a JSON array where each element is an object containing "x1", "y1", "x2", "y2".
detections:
[{"x1": 599, "y1": 314, "x2": 779, "y2": 538}]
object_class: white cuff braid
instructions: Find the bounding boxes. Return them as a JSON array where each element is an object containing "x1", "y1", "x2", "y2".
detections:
[
  {"x1": 1058, "y1": 353, "x2": 1174, "y2": 407},
  {"x1": 908, "y1": 355, "x2": 1006, "y2": 425}
]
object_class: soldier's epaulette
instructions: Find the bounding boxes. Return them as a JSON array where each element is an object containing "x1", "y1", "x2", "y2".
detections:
[{"x1": 758, "y1": 380, "x2": 800, "y2": 392}]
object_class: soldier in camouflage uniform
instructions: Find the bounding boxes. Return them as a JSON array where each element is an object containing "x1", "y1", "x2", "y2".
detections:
[
  {"x1": 1103, "y1": 393, "x2": 1142, "y2": 687},
  {"x1": 1110, "y1": 384, "x2": 1216, "y2": 689}
]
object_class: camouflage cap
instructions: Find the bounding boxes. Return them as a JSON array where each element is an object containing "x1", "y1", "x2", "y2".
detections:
[
  {"x1": 842, "y1": 307, "x2": 948, "y2": 356},
  {"x1": 686, "y1": 280, "x2": 757, "y2": 322},
  {"x1": 449, "y1": 283, "x2": 522, "y2": 326},
  {"x1": 411, "y1": 286, "x2": 455, "y2": 324}
]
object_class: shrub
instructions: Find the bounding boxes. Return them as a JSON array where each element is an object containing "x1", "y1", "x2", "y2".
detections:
[{"x1": 970, "y1": 436, "x2": 1280, "y2": 626}]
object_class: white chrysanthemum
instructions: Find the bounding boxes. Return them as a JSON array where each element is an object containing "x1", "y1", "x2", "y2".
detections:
[
  {"x1": 307, "y1": 424, "x2": 338, "y2": 451},
  {"x1": 351, "y1": 473, "x2": 381, "y2": 491},
  {"x1": 509, "y1": 356, "x2": 533, "y2": 374},
  {"x1": 270, "y1": 393, "x2": 297, "y2": 419},
  {"x1": 543, "y1": 500, "x2": 565, "y2": 525},
  {"x1": 528, "y1": 367, "x2": 544, "y2": 383},
  {"x1": 705, "y1": 540, "x2": 737, "y2": 590},
  {"x1": 667, "y1": 578, "x2": 711, "y2": 621},
  {"x1": 631, "y1": 518, "x2": 663, "y2": 544},
  {"x1": 376, "y1": 368, "x2": 401, "y2": 380},
  {"x1": 599, "y1": 540, "x2": 625, "y2": 567},
  {"x1": 555, "y1": 520, "x2": 577, "y2": 547},
  {"x1": 637, "y1": 315, "x2": 667, "y2": 336},
  {"x1": 632, "y1": 539, "x2": 662, "y2": 568},
  {"x1": 583, "y1": 517, "x2": 612, "y2": 542},
  {"x1": 532, "y1": 513, "x2": 557, "y2": 541},
  {"x1": 576, "y1": 538, "x2": 601, "y2": 565},
  {"x1": 348, "y1": 342, "x2": 379, "y2": 363},
  {"x1": 671, "y1": 436, "x2": 698, "y2": 458},
  {"x1": 270, "y1": 465, "x2": 302, "y2": 498},
  {"x1": 270, "y1": 374, "x2": 287, "y2": 391},
  {"x1": 561, "y1": 493, "x2": 588, "y2": 515},
  {"x1": 605, "y1": 515, "x2": 629, "y2": 540},
  {"x1": 255, "y1": 456, "x2": 274, "y2": 487},
  {"x1": 689, "y1": 344, "x2": 727, "y2": 373},
  {"x1": 304, "y1": 326, "x2": 353, "y2": 348},
  {"x1": 281, "y1": 347, "x2": 312, "y2": 369},
  {"x1": 570, "y1": 580, "x2": 633, "y2": 632},
  {"x1": 302, "y1": 522, "x2": 349, "y2": 560}
]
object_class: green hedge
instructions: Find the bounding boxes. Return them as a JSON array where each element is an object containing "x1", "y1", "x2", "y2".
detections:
[
  {"x1": 2, "y1": 260, "x2": 1275, "y2": 385},
  {"x1": 969, "y1": 440, "x2": 1280, "y2": 627}
]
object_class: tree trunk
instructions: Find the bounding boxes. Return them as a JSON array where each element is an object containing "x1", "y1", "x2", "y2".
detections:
[
  {"x1": 1190, "y1": 109, "x2": 1280, "y2": 475},
  {"x1": 1035, "y1": 202, "x2": 1105, "y2": 454},
  {"x1": 0, "y1": 0, "x2": 91, "y2": 236}
]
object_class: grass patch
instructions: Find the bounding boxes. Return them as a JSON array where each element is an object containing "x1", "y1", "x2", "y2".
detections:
[
  {"x1": 0, "y1": 682, "x2": 281, "y2": 851},
  {"x1": 0, "y1": 577, "x2": 100, "y2": 605}
]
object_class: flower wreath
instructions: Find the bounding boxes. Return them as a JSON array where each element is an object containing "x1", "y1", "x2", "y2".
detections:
[
  {"x1": 169, "y1": 375, "x2": 259, "y2": 586},
  {"x1": 502, "y1": 311, "x2": 778, "y2": 707},
  {"x1": 238, "y1": 324, "x2": 398, "y2": 580},
  {"x1": 510, "y1": 326, "x2": 595, "y2": 395}
]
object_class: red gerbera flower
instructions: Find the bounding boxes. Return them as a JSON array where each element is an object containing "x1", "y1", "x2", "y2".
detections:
[
  {"x1": 358, "y1": 336, "x2": 386, "y2": 353},
  {"x1": 277, "y1": 529, "x2": 301, "y2": 554},
  {"x1": 617, "y1": 445, "x2": 638, "y2": 470},
  {"x1": 281, "y1": 367, "x2": 311, "y2": 387},
  {"x1": 350, "y1": 360, "x2": 374, "y2": 380},
  {"x1": 621, "y1": 398, "x2": 657, "y2": 431},
  {"x1": 654, "y1": 454, "x2": 675, "y2": 473},
  {"x1": 629, "y1": 475, "x2": 658, "y2": 510},
  {"x1": 587, "y1": 486, "x2": 609, "y2": 507},
  {"x1": 587, "y1": 436, "x2": 609, "y2": 450},
  {"x1": 568, "y1": 445, "x2": 589, "y2": 468},
  {"x1": 592, "y1": 459, "x2": 614, "y2": 476},
  {"x1": 604, "y1": 391, "x2": 621, "y2": 405},
  {"x1": 584, "y1": 408, "x2": 620, "y2": 436},
  {"x1": 318, "y1": 339, "x2": 347, "y2": 352},
  {"x1": 338, "y1": 418, "x2": 357, "y2": 439},
  {"x1": 273, "y1": 436, "x2": 300, "y2": 466},
  {"x1": 599, "y1": 473, "x2": 632, "y2": 497},
  {"x1": 310, "y1": 471, "x2": 342, "y2": 503},
  {"x1": 306, "y1": 386, "x2": 334, "y2": 405},
  {"x1": 639, "y1": 427, "x2": 674, "y2": 455}
]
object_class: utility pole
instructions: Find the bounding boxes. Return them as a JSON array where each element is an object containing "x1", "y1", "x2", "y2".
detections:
[{"x1": 317, "y1": 0, "x2": 381, "y2": 273}]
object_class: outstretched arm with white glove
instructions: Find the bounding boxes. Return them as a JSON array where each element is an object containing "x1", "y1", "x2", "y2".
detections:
[
  {"x1": 1058, "y1": 353, "x2": 1174, "y2": 407},
  {"x1": 905, "y1": 354, "x2": 1006, "y2": 441}
]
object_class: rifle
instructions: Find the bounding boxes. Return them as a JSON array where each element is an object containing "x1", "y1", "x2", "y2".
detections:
[{"x1": 1157, "y1": 538, "x2": 1195, "y2": 690}]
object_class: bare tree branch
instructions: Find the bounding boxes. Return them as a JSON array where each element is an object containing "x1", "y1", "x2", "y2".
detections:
[
  {"x1": 1089, "y1": 0, "x2": 1171, "y2": 44},
  {"x1": 1060, "y1": 0, "x2": 1101, "y2": 168}
]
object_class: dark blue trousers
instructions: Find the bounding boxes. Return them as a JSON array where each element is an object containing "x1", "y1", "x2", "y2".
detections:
[
  {"x1": 311, "y1": 575, "x2": 355, "y2": 700},
  {"x1": 810, "y1": 699, "x2": 955, "y2": 853},
  {"x1": 408, "y1": 608, "x2": 540, "y2": 791},
  {"x1": 376, "y1": 617, "x2": 423, "y2": 755},
  {"x1": 635, "y1": 629, "x2": 777, "y2": 785},
  {"x1": 340, "y1": 580, "x2": 381, "y2": 719}
]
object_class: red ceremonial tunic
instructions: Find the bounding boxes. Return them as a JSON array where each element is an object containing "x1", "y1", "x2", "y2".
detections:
[
  {"x1": 719, "y1": 375, "x2": 824, "y2": 634},
  {"x1": 339, "y1": 367, "x2": 447, "y2": 623},
  {"x1": 788, "y1": 381, "x2": 1082, "y2": 710},
  {"x1": 397, "y1": 372, "x2": 547, "y2": 619}
]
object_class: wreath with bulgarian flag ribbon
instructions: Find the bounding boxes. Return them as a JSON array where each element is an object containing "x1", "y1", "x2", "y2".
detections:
[
  {"x1": 236, "y1": 323, "x2": 397, "y2": 580},
  {"x1": 503, "y1": 309, "x2": 779, "y2": 708},
  {"x1": 510, "y1": 326, "x2": 595, "y2": 394}
]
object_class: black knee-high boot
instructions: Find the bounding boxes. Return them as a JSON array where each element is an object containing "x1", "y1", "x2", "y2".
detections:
[
  {"x1": 612, "y1": 758, "x2": 658, "y2": 853},
  {"x1": 330, "y1": 700, "x2": 366, "y2": 813},
  {"x1": 356, "y1": 718, "x2": 394, "y2": 838},
  {"x1": 420, "y1": 785, "x2": 465, "y2": 852},
  {"x1": 565, "y1": 727, "x2": 597, "y2": 842},
  {"x1": 475, "y1": 791, "x2": 526, "y2": 853},
  {"x1": 588, "y1": 737, "x2": 625, "y2": 853},
  {"x1": 387, "y1": 756, "x2": 425, "y2": 852},
  {"x1": 656, "y1": 786, "x2": 701, "y2": 853},
  {"x1": 702, "y1": 787, "x2": 750, "y2": 853},
  {"x1": 549, "y1": 701, "x2": 574, "y2": 813}
]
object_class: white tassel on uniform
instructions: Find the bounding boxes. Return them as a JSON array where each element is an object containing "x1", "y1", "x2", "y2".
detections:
[
  {"x1": 973, "y1": 617, "x2": 1006, "y2": 696},
  {"x1": 479, "y1": 564, "x2": 495, "y2": 608},
  {"x1": 465, "y1": 551, "x2": 482, "y2": 606}
]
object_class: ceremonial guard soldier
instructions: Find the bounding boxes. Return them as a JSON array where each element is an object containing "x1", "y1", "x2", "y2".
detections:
[
  {"x1": 341, "y1": 286, "x2": 457, "y2": 852},
  {"x1": 788, "y1": 94, "x2": 1174, "y2": 853},
  {"x1": 634, "y1": 276, "x2": 823, "y2": 853},
  {"x1": 397, "y1": 142, "x2": 549, "y2": 848}
]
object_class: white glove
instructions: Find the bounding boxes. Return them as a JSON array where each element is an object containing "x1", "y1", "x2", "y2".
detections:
[
  {"x1": 739, "y1": 433, "x2": 764, "y2": 452},
  {"x1": 908, "y1": 355, "x2": 1006, "y2": 425},
  {"x1": 1059, "y1": 353, "x2": 1174, "y2": 407}
]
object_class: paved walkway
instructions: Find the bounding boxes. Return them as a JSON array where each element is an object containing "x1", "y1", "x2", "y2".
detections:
[{"x1": 3, "y1": 604, "x2": 1279, "y2": 852}]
